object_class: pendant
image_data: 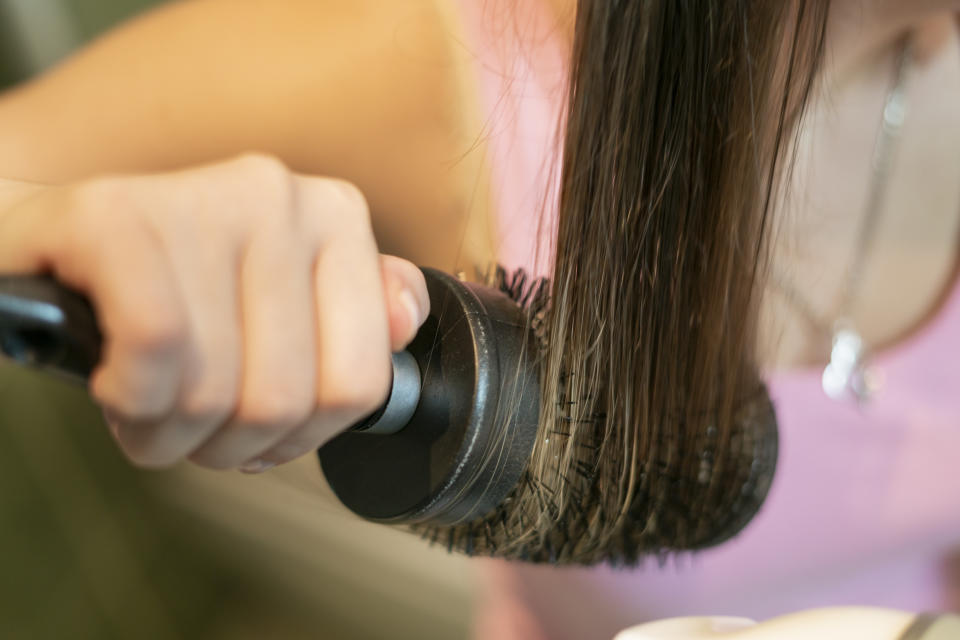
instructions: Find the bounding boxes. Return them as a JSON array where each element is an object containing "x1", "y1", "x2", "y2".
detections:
[{"x1": 821, "y1": 323, "x2": 879, "y2": 403}]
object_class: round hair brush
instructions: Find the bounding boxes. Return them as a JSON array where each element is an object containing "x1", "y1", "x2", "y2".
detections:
[{"x1": 0, "y1": 268, "x2": 777, "y2": 565}]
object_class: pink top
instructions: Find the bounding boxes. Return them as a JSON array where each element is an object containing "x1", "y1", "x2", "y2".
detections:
[{"x1": 457, "y1": 2, "x2": 960, "y2": 639}]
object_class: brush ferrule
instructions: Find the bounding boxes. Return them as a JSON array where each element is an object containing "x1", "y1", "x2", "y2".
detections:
[{"x1": 349, "y1": 351, "x2": 422, "y2": 435}]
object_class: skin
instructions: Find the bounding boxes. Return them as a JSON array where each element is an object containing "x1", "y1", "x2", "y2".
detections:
[
  {"x1": 0, "y1": 1, "x2": 955, "y2": 469},
  {"x1": 0, "y1": 1, "x2": 956, "y2": 635},
  {"x1": 764, "y1": 7, "x2": 960, "y2": 369},
  {"x1": 0, "y1": 157, "x2": 433, "y2": 471},
  {"x1": 540, "y1": 0, "x2": 960, "y2": 370},
  {"x1": 0, "y1": 0, "x2": 496, "y2": 471},
  {"x1": 480, "y1": 5, "x2": 960, "y2": 639}
]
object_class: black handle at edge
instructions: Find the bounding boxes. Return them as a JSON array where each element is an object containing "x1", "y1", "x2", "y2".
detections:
[
  {"x1": 0, "y1": 275, "x2": 393, "y2": 431},
  {"x1": 0, "y1": 275, "x2": 102, "y2": 383}
]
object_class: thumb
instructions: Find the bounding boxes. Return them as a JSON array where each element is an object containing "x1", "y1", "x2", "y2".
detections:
[{"x1": 379, "y1": 255, "x2": 430, "y2": 351}]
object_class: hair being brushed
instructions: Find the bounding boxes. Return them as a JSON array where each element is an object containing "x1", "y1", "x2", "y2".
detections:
[{"x1": 414, "y1": 0, "x2": 830, "y2": 564}]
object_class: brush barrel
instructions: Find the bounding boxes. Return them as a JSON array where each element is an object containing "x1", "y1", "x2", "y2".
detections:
[
  {"x1": 319, "y1": 268, "x2": 541, "y2": 526},
  {"x1": 0, "y1": 269, "x2": 541, "y2": 527}
]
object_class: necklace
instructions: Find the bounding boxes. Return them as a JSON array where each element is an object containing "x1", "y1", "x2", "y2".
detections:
[{"x1": 774, "y1": 35, "x2": 914, "y2": 404}]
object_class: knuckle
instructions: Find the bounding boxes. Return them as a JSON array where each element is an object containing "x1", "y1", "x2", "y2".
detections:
[
  {"x1": 235, "y1": 387, "x2": 313, "y2": 429},
  {"x1": 124, "y1": 311, "x2": 188, "y2": 354},
  {"x1": 318, "y1": 363, "x2": 390, "y2": 418},
  {"x1": 328, "y1": 178, "x2": 368, "y2": 210},
  {"x1": 180, "y1": 384, "x2": 237, "y2": 423},
  {"x1": 230, "y1": 154, "x2": 299, "y2": 226},
  {"x1": 232, "y1": 152, "x2": 288, "y2": 176},
  {"x1": 93, "y1": 373, "x2": 176, "y2": 424},
  {"x1": 233, "y1": 153, "x2": 292, "y2": 195},
  {"x1": 296, "y1": 178, "x2": 371, "y2": 241},
  {"x1": 326, "y1": 179, "x2": 371, "y2": 227}
]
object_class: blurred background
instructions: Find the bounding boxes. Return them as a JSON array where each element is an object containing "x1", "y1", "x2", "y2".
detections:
[{"x1": 0, "y1": 2, "x2": 476, "y2": 638}]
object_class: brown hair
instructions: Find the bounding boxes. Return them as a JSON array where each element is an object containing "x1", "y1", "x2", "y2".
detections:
[{"x1": 421, "y1": 0, "x2": 830, "y2": 564}]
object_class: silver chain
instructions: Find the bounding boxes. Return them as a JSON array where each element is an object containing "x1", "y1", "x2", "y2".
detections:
[{"x1": 773, "y1": 35, "x2": 914, "y2": 402}]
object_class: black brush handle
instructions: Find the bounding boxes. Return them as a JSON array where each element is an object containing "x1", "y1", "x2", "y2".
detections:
[
  {"x1": 0, "y1": 275, "x2": 410, "y2": 432},
  {"x1": 0, "y1": 275, "x2": 102, "y2": 383}
]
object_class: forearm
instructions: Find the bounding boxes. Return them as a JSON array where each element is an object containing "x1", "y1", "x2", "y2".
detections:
[
  {"x1": 0, "y1": 0, "x2": 467, "y2": 182},
  {"x1": 0, "y1": 0, "x2": 495, "y2": 271},
  {"x1": 0, "y1": 0, "x2": 392, "y2": 181}
]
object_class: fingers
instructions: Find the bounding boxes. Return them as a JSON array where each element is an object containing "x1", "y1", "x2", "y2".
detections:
[
  {"x1": 248, "y1": 183, "x2": 399, "y2": 467},
  {"x1": 111, "y1": 219, "x2": 243, "y2": 467},
  {"x1": 262, "y1": 181, "x2": 392, "y2": 460},
  {"x1": 188, "y1": 222, "x2": 317, "y2": 469},
  {"x1": 190, "y1": 178, "x2": 406, "y2": 470},
  {"x1": 379, "y1": 254, "x2": 430, "y2": 351},
  {"x1": 0, "y1": 184, "x2": 189, "y2": 440},
  {"x1": 251, "y1": 253, "x2": 431, "y2": 468},
  {"x1": 86, "y1": 229, "x2": 188, "y2": 453},
  {"x1": 0, "y1": 161, "x2": 432, "y2": 473}
]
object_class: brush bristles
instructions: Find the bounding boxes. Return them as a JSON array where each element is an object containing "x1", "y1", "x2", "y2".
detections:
[
  {"x1": 409, "y1": 0, "x2": 829, "y2": 566},
  {"x1": 409, "y1": 267, "x2": 777, "y2": 566}
]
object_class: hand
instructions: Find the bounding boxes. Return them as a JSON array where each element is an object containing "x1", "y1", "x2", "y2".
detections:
[{"x1": 0, "y1": 155, "x2": 430, "y2": 471}]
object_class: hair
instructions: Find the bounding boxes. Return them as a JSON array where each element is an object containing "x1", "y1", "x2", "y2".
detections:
[{"x1": 417, "y1": 0, "x2": 831, "y2": 564}]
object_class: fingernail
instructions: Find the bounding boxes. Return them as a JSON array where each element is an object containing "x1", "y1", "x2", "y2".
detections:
[
  {"x1": 239, "y1": 459, "x2": 276, "y2": 474},
  {"x1": 399, "y1": 288, "x2": 424, "y2": 333}
]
